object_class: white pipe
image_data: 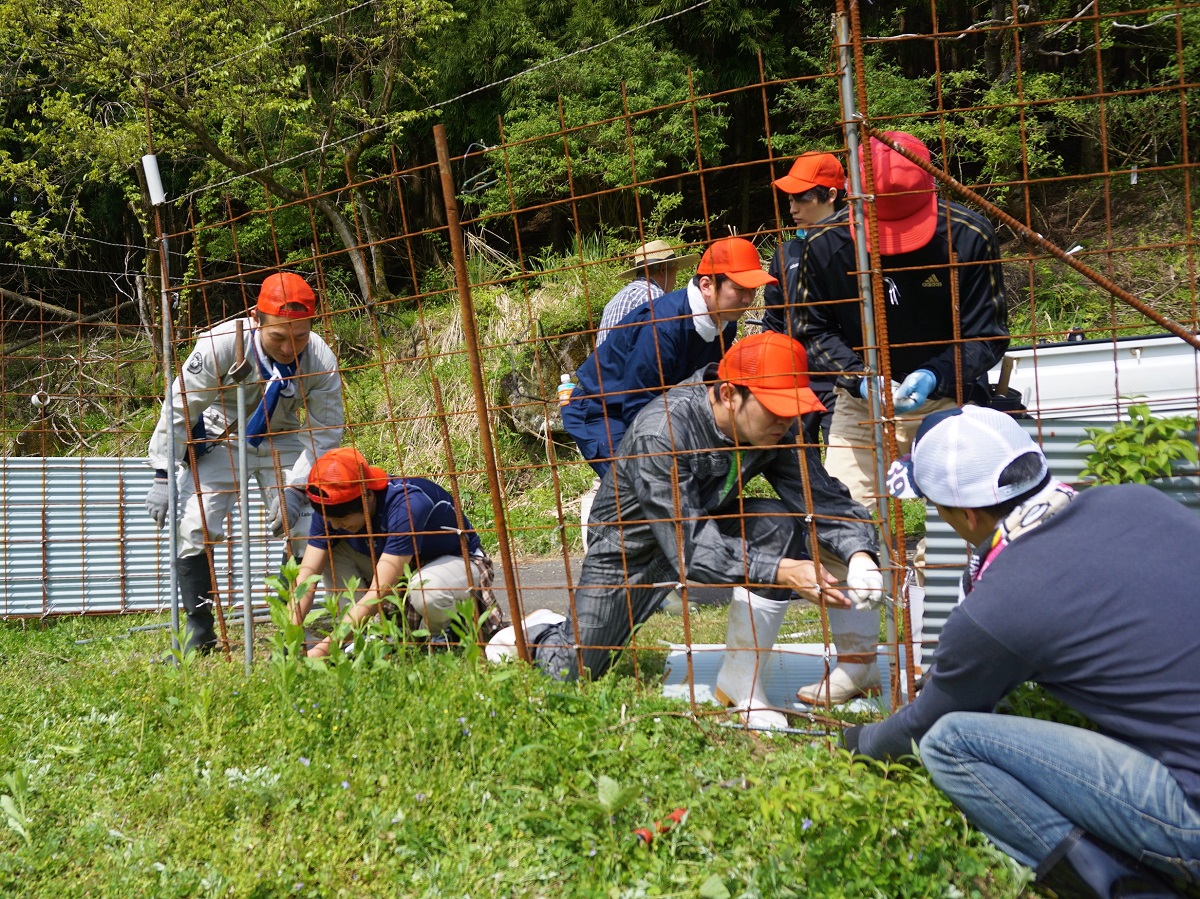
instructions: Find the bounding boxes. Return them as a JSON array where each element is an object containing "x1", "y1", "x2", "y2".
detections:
[{"x1": 141, "y1": 154, "x2": 167, "y2": 206}]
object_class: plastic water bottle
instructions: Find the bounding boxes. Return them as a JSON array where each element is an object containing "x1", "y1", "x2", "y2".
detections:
[{"x1": 557, "y1": 373, "x2": 575, "y2": 407}]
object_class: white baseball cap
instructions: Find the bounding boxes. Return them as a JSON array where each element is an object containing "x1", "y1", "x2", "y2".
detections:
[{"x1": 886, "y1": 405, "x2": 1048, "y2": 507}]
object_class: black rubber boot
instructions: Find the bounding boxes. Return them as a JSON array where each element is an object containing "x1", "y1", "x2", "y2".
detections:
[
  {"x1": 1035, "y1": 827, "x2": 1184, "y2": 898},
  {"x1": 177, "y1": 554, "x2": 217, "y2": 656}
]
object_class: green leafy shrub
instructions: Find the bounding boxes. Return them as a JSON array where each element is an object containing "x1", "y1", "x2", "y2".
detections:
[{"x1": 1079, "y1": 403, "x2": 1198, "y2": 484}]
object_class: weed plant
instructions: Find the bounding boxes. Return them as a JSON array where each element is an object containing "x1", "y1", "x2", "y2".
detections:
[
  {"x1": 1079, "y1": 404, "x2": 1198, "y2": 485},
  {"x1": 0, "y1": 604, "x2": 1029, "y2": 898}
]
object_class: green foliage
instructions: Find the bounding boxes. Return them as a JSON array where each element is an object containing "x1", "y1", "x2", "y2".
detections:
[
  {"x1": 771, "y1": 53, "x2": 930, "y2": 155},
  {"x1": 1, "y1": 769, "x2": 33, "y2": 848},
  {"x1": 0, "y1": 612, "x2": 1027, "y2": 896},
  {"x1": 263, "y1": 556, "x2": 324, "y2": 685},
  {"x1": 1, "y1": 0, "x2": 457, "y2": 301},
  {"x1": 0, "y1": 338, "x2": 161, "y2": 457},
  {"x1": 1080, "y1": 403, "x2": 1198, "y2": 484},
  {"x1": 1001, "y1": 683, "x2": 1096, "y2": 732},
  {"x1": 476, "y1": 32, "x2": 725, "y2": 235},
  {"x1": 1054, "y1": 91, "x2": 1187, "y2": 173},
  {"x1": 934, "y1": 72, "x2": 1068, "y2": 205},
  {"x1": 901, "y1": 498, "x2": 927, "y2": 542},
  {"x1": 1008, "y1": 258, "x2": 1120, "y2": 339}
]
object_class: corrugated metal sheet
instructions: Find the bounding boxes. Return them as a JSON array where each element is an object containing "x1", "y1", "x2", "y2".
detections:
[
  {"x1": 0, "y1": 458, "x2": 278, "y2": 618},
  {"x1": 4, "y1": 421, "x2": 1197, "y2": 622},
  {"x1": 921, "y1": 419, "x2": 1199, "y2": 647}
]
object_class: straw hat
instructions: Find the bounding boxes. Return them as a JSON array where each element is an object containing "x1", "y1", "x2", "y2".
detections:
[{"x1": 618, "y1": 240, "x2": 700, "y2": 280}]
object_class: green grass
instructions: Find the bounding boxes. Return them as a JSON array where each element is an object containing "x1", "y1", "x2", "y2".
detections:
[{"x1": 0, "y1": 612, "x2": 1030, "y2": 898}]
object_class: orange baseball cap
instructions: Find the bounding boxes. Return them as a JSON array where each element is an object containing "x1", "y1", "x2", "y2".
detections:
[
  {"x1": 306, "y1": 447, "x2": 390, "y2": 506},
  {"x1": 773, "y1": 152, "x2": 846, "y2": 195},
  {"x1": 717, "y1": 332, "x2": 825, "y2": 418},
  {"x1": 859, "y1": 132, "x2": 937, "y2": 255},
  {"x1": 696, "y1": 237, "x2": 776, "y2": 289},
  {"x1": 257, "y1": 272, "x2": 316, "y2": 319}
]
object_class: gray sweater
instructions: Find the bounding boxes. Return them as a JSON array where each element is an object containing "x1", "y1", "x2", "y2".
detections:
[{"x1": 852, "y1": 484, "x2": 1200, "y2": 805}]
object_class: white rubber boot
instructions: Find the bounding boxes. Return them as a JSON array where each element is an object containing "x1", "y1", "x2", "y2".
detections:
[
  {"x1": 796, "y1": 606, "x2": 881, "y2": 705},
  {"x1": 580, "y1": 477, "x2": 600, "y2": 548},
  {"x1": 485, "y1": 609, "x2": 566, "y2": 663},
  {"x1": 905, "y1": 567, "x2": 926, "y2": 673},
  {"x1": 713, "y1": 587, "x2": 789, "y2": 730}
]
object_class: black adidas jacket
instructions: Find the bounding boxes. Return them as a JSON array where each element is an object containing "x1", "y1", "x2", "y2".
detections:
[{"x1": 794, "y1": 199, "x2": 1009, "y2": 399}]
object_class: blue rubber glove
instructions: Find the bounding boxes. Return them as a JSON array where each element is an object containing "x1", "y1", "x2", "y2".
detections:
[
  {"x1": 858, "y1": 377, "x2": 900, "y2": 400},
  {"x1": 893, "y1": 369, "x2": 937, "y2": 413}
]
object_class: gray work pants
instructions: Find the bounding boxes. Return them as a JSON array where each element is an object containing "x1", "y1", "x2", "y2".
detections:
[{"x1": 535, "y1": 498, "x2": 804, "y2": 681}]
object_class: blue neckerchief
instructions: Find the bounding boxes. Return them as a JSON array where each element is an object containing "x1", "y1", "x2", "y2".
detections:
[
  {"x1": 190, "y1": 416, "x2": 209, "y2": 456},
  {"x1": 245, "y1": 332, "x2": 300, "y2": 447}
]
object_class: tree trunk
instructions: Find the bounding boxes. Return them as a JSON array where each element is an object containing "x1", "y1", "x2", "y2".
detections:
[{"x1": 313, "y1": 194, "x2": 375, "y2": 304}]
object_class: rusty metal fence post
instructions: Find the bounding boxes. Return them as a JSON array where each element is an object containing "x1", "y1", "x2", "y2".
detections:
[{"x1": 432, "y1": 124, "x2": 528, "y2": 661}]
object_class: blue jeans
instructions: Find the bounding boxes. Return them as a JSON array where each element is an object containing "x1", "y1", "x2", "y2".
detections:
[{"x1": 919, "y1": 712, "x2": 1200, "y2": 883}]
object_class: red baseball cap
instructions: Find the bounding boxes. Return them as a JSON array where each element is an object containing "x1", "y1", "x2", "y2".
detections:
[
  {"x1": 859, "y1": 131, "x2": 937, "y2": 255},
  {"x1": 257, "y1": 272, "x2": 317, "y2": 319},
  {"x1": 717, "y1": 332, "x2": 825, "y2": 418},
  {"x1": 306, "y1": 447, "x2": 390, "y2": 506},
  {"x1": 773, "y1": 152, "x2": 846, "y2": 195},
  {"x1": 696, "y1": 237, "x2": 776, "y2": 289}
]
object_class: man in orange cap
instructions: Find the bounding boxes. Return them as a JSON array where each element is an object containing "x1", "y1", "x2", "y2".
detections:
[
  {"x1": 562, "y1": 236, "x2": 774, "y2": 482},
  {"x1": 144, "y1": 271, "x2": 344, "y2": 654},
  {"x1": 763, "y1": 151, "x2": 848, "y2": 445},
  {"x1": 289, "y1": 447, "x2": 502, "y2": 658},
  {"x1": 502, "y1": 332, "x2": 882, "y2": 730},
  {"x1": 793, "y1": 131, "x2": 1009, "y2": 704}
]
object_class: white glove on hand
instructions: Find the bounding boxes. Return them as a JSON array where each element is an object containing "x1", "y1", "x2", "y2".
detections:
[
  {"x1": 144, "y1": 476, "x2": 170, "y2": 529},
  {"x1": 267, "y1": 486, "x2": 308, "y2": 538},
  {"x1": 846, "y1": 554, "x2": 884, "y2": 610}
]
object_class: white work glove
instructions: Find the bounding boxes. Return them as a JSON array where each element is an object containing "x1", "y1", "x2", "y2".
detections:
[
  {"x1": 846, "y1": 554, "x2": 884, "y2": 610},
  {"x1": 893, "y1": 369, "x2": 937, "y2": 413},
  {"x1": 267, "y1": 486, "x2": 308, "y2": 538},
  {"x1": 144, "y1": 473, "x2": 170, "y2": 529}
]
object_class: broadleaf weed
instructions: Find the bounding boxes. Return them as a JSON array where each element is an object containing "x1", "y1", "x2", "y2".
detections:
[{"x1": 1, "y1": 769, "x2": 32, "y2": 847}]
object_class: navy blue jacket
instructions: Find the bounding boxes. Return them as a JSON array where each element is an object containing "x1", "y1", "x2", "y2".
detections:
[
  {"x1": 562, "y1": 287, "x2": 736, "y2": 473},
  {"x1": 851, "y1": 484, "x2": 1200, "y2": 805},
  {"x1": 308, "y1": 477, "x2": 480, "y2": 566}
]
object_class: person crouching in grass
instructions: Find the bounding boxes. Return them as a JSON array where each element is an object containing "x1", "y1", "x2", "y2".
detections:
[{"x1": 289, "y1": 447, "x2": 503, "y2": 657}]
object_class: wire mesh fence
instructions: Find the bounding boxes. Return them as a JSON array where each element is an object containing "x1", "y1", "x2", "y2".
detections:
[{"x1": 2, "y1": 1, "x2": 1198, "y2": 713}]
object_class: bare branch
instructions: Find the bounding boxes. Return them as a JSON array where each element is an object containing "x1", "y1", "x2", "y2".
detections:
[
  {"x1": 0, "y1": 287, "x2": 80, "y2": 319},
  {"x1": 1046, "y1": 2, "x2": 1095, "y2": 39},
  {"x1": 1111, "y1": 14, "x2": 1178, "y2": 32},
  {"x1": 0, "y1": 300, "x2": 139, "y2": 355}
]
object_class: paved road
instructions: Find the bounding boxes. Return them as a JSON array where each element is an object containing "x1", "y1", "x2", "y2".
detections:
[{"x1": 489, "y1": 555, "x2": 731, "y2": 620}]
